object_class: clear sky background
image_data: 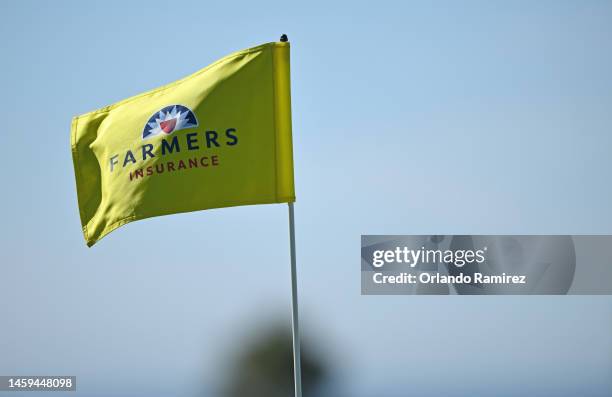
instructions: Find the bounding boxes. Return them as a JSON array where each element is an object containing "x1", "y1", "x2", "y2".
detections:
[{"x1": 1, "y1": 1, "x2": 612, "y2": 396}]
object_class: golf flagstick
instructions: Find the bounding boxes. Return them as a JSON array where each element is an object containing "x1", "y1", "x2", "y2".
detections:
[{"x1": 288, "y1": 202, "x2": 302, "y2": 397}]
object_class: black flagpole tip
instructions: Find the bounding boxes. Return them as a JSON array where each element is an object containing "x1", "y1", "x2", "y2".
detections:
[{"x1": 280, "y1": 34, "x2": 288, "y2": 42}]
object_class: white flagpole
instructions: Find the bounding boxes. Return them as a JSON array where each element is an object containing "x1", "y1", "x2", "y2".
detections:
[{"x1": 288, "y1": 202, "x2": 303, "y2": 397}]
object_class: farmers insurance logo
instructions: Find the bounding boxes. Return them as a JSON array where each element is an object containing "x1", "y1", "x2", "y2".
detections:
[
  {"x1": 108, "y1": 103, "x2": 239, "y2": 181},
  {"x1": 142, "y1": 104, "x2": 198, "y2": 139}
]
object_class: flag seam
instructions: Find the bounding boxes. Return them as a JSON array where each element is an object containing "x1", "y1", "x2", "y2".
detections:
[{"x1": 271, "y1": 45, "x2": 280, "y2": 202}]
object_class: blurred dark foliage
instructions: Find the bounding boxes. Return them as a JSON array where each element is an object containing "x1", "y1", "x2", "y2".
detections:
[{"x1": 221, "y1": 326, "x2": 328, "y2": 397}]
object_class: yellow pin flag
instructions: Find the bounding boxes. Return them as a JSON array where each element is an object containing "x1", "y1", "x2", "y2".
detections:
[{"x1": 71, "y1": 41, "x2": 295, "y2": 247}]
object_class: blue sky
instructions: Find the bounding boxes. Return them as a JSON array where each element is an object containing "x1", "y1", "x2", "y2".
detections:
[{"x1": 1, "y1": 1, "x2": 612, "y2": 396}]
